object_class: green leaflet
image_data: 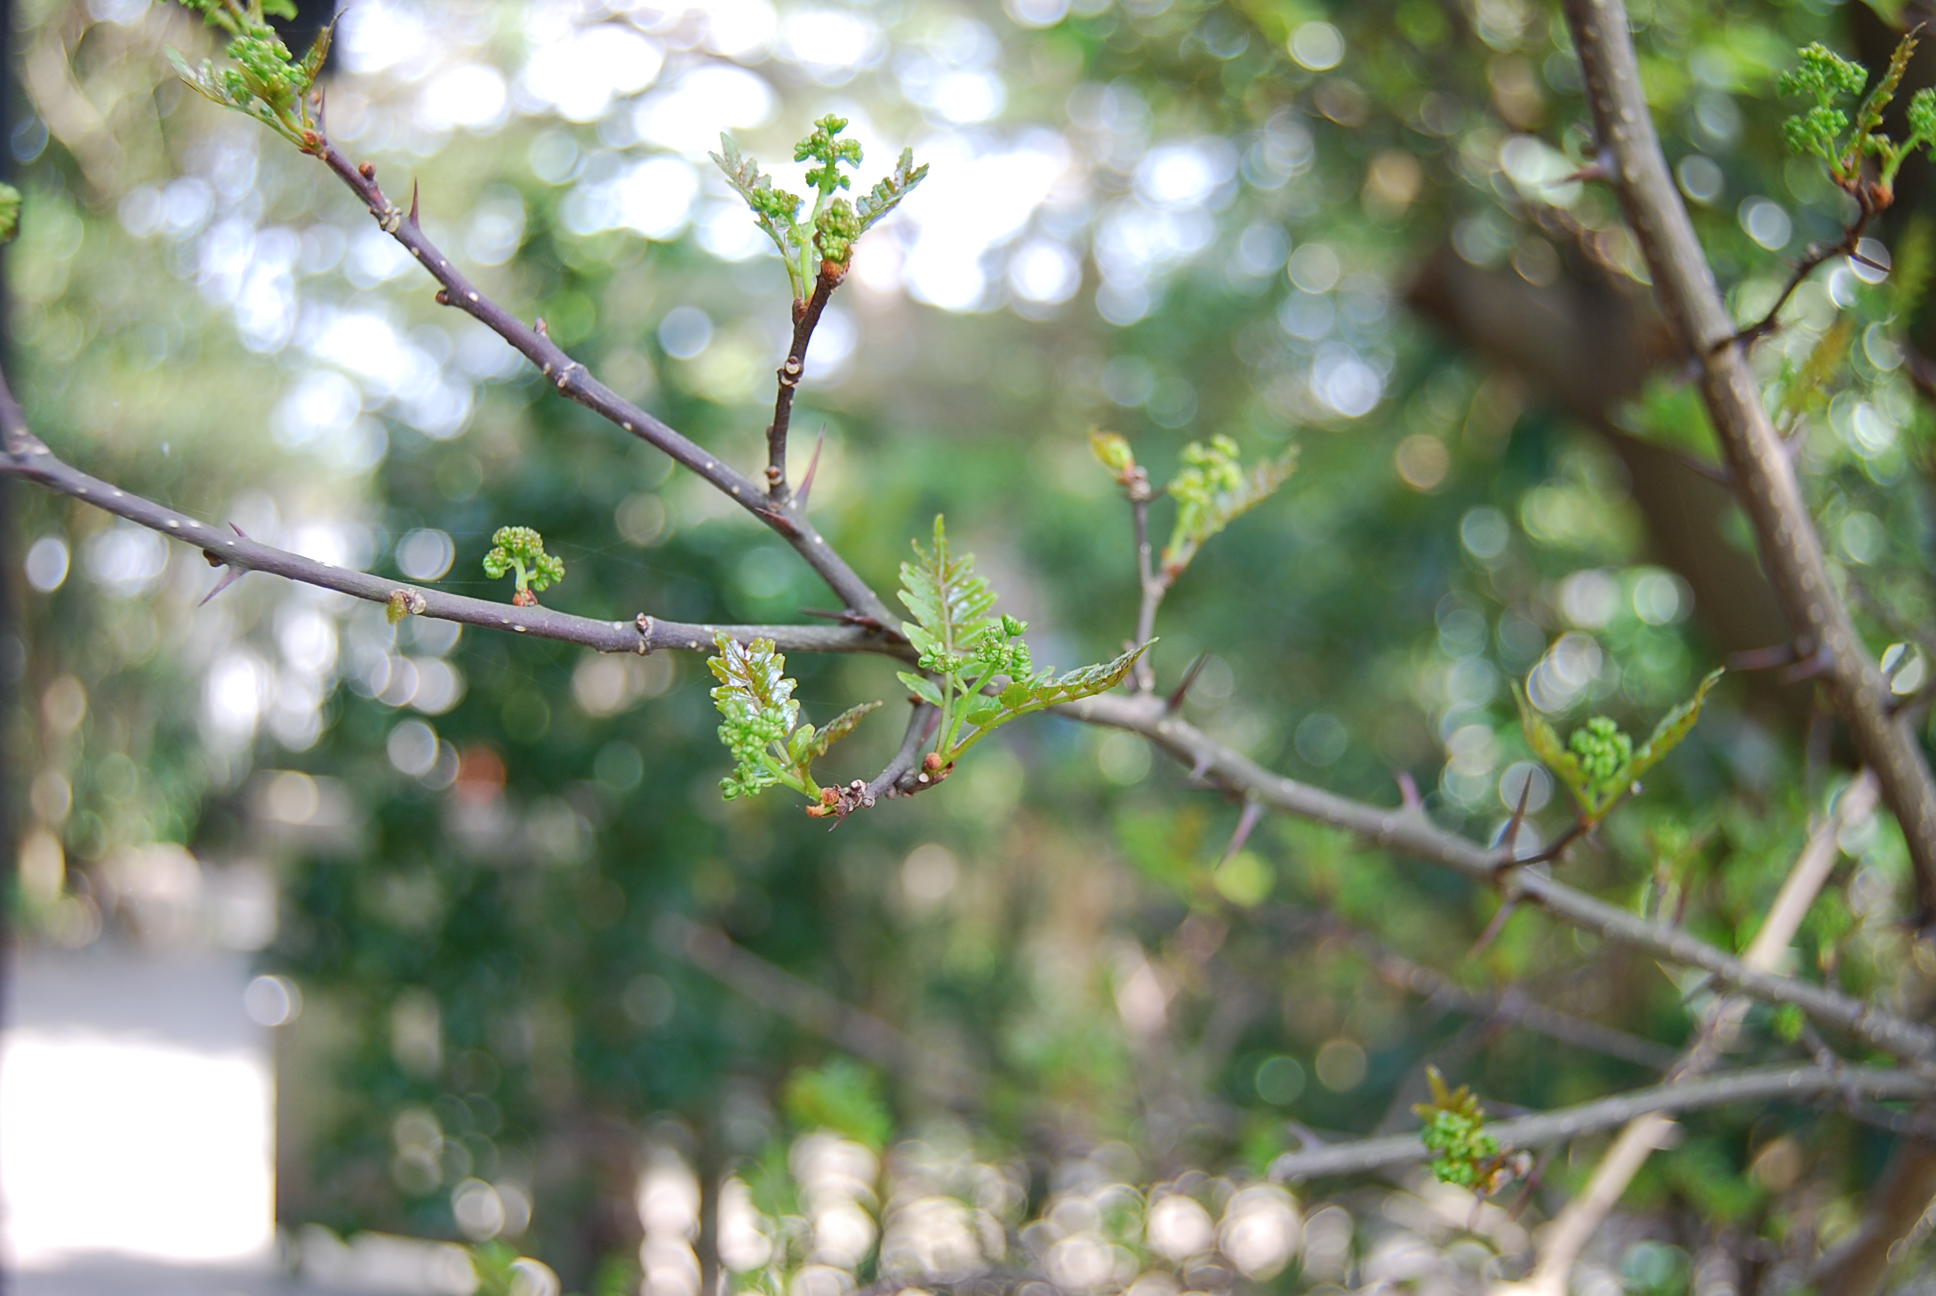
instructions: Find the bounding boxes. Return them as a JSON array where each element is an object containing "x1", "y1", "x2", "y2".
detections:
[
  {"x1": 1631, "y1": 668, "x2": 1726, "y2": 783},
  {"x1": 899, "y1": 516, "x2": 1151, "y2": 763},
  {"x1": 708, "y1": 633, "x2": 876, "y2": 805}
]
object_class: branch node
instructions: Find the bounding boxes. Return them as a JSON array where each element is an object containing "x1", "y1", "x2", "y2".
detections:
[{"x1": 634, "y1": 613, "x2": 654, "y2": 655}]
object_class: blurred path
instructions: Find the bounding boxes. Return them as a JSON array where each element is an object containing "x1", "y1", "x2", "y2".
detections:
[{"x1": 1, "y1": 942, "x2": 274, "y2": 1295}]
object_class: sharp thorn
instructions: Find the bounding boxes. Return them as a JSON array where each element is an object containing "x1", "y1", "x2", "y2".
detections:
[
  {"x1": 1219, "y1": 799, "x2": 1264, "y2": 866},
  {"x1": 795, "y1": 430, "x2": 826, "y2": 511},
  {"x1": 199, "y1": 564, "x2": 246, "y2": 607},
  {"x1": 1466, "y1": 901, "x2": 1518, "y2": 961},
  {"x1": 408, "y1": 178, "x2": 420, "y2": 226},
  {"x1": 1165, "y1": 652, "x2": 1210, "y2": 713},
  {"x1": 1495, "y1": 773, "x2": 1535, "y2": 856},
  {"x1": 1396, "y1": 771, "x2": 1423, "y2": 814}
]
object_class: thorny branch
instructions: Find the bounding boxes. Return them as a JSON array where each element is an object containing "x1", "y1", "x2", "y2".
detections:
[
  {"x1": 1267, "y1": 1063, "x2": 1936, "y2": 1183},
  {"x1": 313, "y1": 142, "x2": 895, "y2": 632},
  {"x1": 766, "y1": 267, "x2": 841, "y2": 503},
  {"x1": 1562, "y1": 0, "x2": 1936, "y2": 925},
  {"x1": 13, "y1": 42, "x2": 1936, "y2": 1232}
]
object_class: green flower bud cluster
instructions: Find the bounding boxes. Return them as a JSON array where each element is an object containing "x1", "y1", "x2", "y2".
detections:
[
  {"x1": 1567, "y1": 715, "x2": 1634, "y2": 790},
  {"x1": 1777, "y1": 34, "x2": 1936, "y2": 199},
  {"x1": 712, "y1": 118, "x2": 926, "y2": 302},
  {"x1": 483, "y1": 526, "x2": 565, "y2": 604},
  {"x1": 170, "y1": 0, "x2": 332, "y2": 151},
  {"x1": 797, "y1": 114, "x2": 864, "y2": 195}
]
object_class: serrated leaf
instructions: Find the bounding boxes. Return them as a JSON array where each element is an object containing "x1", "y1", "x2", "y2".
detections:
[
  {"x1": 1514, "y1": 684, "x2": 1591, "y2": 809},
  {"x1": 898, "y1": 672, "x2": 944, "y2": 709},
  {"x1": 709, "y1": 635, "x2": 800, "y2": 724},
  {"x1": 898, "y1": 516, "x2": 1001, "y2": 668},
  {"x1": 952, "y1": 641, "x2": 1154, "y2": 754},
  {"x1": 805, "y1": 700, "x2": 882, "y2": 761},
  {"x1": 1630, "y1": 668, "x2": 1725, "y2": 782},
  {"x1": 854, "y1": 147, "x2": 928, "y2": 231}
]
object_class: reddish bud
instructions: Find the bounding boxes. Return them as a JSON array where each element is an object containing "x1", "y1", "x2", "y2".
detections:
[
  {"x1": 358, "y1": 161, "x2": 376, "y2": 180},
  {"x1": 923, "y1": 752, "x2": 943, "y2": 772},
  {"x1": 512, "y1": 588, "x2": 537, "y2": 607}
]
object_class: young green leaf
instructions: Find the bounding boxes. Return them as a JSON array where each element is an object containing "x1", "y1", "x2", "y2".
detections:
[
  {"x1": 168, "y1": 0, "x2": 331, "y2": 150},
  {"x1": 898, "y1": 515, "x2": 1150, "y2": 765},
  {"x1": 1630, "y1": 667, "x2": 1726, "y2": 783},
  {"x1": 707, "y1": 633, "x2": 877, "y2": 808},
  {"x1": 713, "y1": 119, "x2": 926, "y2": 301},
  {"x1": 1161, "y1": 436, "x2": 1297, "y2": 580},
  {"x1": 1515, "y1": 684, "x2": 1588, "y2": 802},
  {"x1": 804, "y1": 700, "x2": 883, "y2": 762},
  {"x1": 853, "y1": 147, "x2": 930, "y2": 233},
  {"x1": 1412, "y1": 1066, "x2": 1508, "y2": 1193},
  {"x1": 709, "y1": 634, "x2": 809, "y2": 802}
]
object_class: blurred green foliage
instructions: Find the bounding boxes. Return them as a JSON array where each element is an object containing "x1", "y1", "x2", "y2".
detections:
[{"x1": 12, "y1": 0, "x2": 1936, "y2": 1285}]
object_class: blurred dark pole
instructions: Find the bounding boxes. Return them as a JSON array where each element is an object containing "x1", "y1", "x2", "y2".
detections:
[{"x1": 0, "y1": 0, "x2": 17, "y2": 1287}]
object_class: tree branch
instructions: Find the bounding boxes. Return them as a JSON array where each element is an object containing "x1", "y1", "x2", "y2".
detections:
[
  {"x1": 1268, "y1": 1064, "x2": 1936, "y2": 1183},
  {"x1": 0, "y1": 378, "x2": 906, "y2": 662},
  {"x1": 765, "y1": 268, "x2": 840, "y2": 502},
  {"x1": 1517, "y1": 771, "x2": 1880, "y2": 1294},
  {"x1": 313, "y1": 144, "x2": 894, "y2": 629},
  {"x1": 1561, "y1": 0, "x2": 1936, "y2": 923},
  {"x1": 1061, "y1": 691, "x2": 1936, "y2": 1062}
]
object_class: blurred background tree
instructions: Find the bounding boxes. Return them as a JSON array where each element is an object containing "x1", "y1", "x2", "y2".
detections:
[{"x1": 11, "y1": 0, "x2": 1936, "y2": 1290}]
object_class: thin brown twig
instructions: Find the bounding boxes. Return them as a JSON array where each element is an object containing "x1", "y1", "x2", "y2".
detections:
[
  {"x1": 313, "y1": 144, "x2": 892, "y2": 628},
  {"x1": 766, "y1": 269, "x2": 841, "y2": 502}
]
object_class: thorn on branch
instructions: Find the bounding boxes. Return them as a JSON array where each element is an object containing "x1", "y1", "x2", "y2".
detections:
[
  {"x1": 1166, "y1": 652, "x2": 1210, "y2": 713},
  {"x1": 408, "y1": 179, "x2": 420, "y2": 227},
  {"x1": 1220, "y1": 799, "x2": 1264, "y2": 864},
  {"x1": 198, "y1": 563, "x2": 246, "y2": 606},
  {"x1": 796, "y1": 432, "x2": 826, "y2": 511},
  {"x1": 1397, "y1": 770, "x2": 1424, "y2": 814},
  {"x1": 753, "y1": 506, "x2": 800, "y2": 538}
]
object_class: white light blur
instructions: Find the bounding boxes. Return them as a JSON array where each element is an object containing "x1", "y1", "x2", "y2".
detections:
[
  {"x1": 703, "y1": 0, "x2": 779, "y2": 59},
  {"x1": 204, "y1": 652, "x2": 269, "y2": 745},
  {"x1": 901, "y1": 131, "x2": 1071, "y2": 311},
  {"x1": 274, "y1": 369, "x2": 364, "y2": 449},
  {"x1": 396, "y1": 528, "x2": 455, "y2": 582},
  {"x1": 1008, "y1": 239, "x2": 1081, "y2": 304},
  {"x1": 1218, "y1": 1184, "x2": 1301, "y2": 1279},
  {"x1": 1135, "y1": 139, "x2": 1237, "y2": 208},
  {"x1": 24, "y1": 535, "x2": 69, "y2": 592},
  {"x1": 634, "y1": 66, "x2": 777, "y2": 152},
  {"x1": 782, "y1": 9, "x2": 885, "y2": 84},
  {"x1": 521, "y1": 24, "x2": 663, "y2": 123},
  {"x1": 419, "y1": 64, "x2": 510, "y2": 134},
  {"x1": 2, "y1": 1030, "x2": 271, "y2": 1267}
]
